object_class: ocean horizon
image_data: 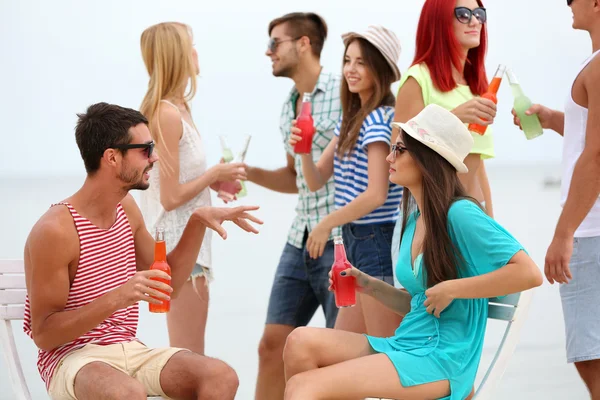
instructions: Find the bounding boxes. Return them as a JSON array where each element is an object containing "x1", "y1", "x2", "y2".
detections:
[{"x1": 0, "y1": 164, "x2": 590, "y2": 399}]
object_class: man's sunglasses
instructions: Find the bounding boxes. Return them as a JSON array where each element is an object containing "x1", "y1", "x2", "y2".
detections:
[
  {"x1": 267, "y1": 37, "x2": 301, "y2": 53},
  {"x1": 111, "y1": 141, "x2": 155, "y2": 158},
  {"x1": 454, "y1": 7, "x2": 487, "y2": 24}
]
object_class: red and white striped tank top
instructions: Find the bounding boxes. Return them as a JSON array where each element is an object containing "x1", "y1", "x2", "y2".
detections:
[{"x1": 23, "y1": 202, "x2": 139, "y2": 389}]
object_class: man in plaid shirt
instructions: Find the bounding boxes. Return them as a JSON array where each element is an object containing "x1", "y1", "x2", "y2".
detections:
[{"x1": 245, "y1": 12, "x2": 342, "y2": 400}]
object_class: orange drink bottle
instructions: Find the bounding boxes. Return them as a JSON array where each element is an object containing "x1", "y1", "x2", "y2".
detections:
[
  {"x1": 468, "y1": 64, "x2": 506, "y2": 135},
  {"x1": 149, "y1": 227, "x2": 171, "y2": 313}
]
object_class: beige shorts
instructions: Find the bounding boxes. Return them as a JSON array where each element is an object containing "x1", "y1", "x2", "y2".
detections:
[{"x1": 48, "y1": 341, "x2": 186, "y2": 400}]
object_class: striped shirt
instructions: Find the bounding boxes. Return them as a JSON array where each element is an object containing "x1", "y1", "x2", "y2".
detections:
[
  {"x1": 23, "y1": 202, "x2": 139, "y2": 389},
  {"x1": 333, "y1": 106, "x2": 403, "y2": 224},
  {"x1": 280, "y1": 69, "x2": 343, "y2": 248}
]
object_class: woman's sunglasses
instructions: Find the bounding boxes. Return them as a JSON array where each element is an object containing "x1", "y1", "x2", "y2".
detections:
[
  {"x1": 454, "y1": 7, "x2": 487, "y2": 24},
  {"x1": 567, "y1": 0, "x2": 573, "y2": 5},
  {"x1": 111, "y1": 141, "x2": 155, "y2": 158},
  {"x1": 390, "y1": 143, "x2": 408, "y2": 161}
]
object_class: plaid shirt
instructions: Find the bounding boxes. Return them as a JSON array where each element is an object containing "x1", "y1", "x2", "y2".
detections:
[{"x1": 280, "y1": 69, "x2": 342, "y2": 248}]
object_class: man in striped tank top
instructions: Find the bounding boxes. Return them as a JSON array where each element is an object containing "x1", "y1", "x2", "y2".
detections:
[
  {"x1": 512, "y1": 1, "x2": 600, "y2": 396},
  {"x1": 22, "y1": 103, "x2": 262, "y2": 400}
]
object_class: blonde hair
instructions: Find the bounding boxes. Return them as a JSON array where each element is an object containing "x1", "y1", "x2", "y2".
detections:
[{"x1": 140, "y1": 22, "x2": 197, "y2": 149}]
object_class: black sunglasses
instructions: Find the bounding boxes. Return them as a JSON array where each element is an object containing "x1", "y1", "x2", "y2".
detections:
[
  {"x1": 454, "y1": 7, "x2": 487, "y2": 24},
  {"x1": 267, "y1": 37, "x2": 301, "y2": 53},
  {"x1": 567, "y1": 0, "x2": 573, "y2": 5},
  {"x1": 111, "y1": 141, "x2": 155, "y2": 158}
]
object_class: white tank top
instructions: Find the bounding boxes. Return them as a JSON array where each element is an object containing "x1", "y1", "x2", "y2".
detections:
[
  {"x1": 140, "y1": 100, "x2": 213, "y2": 267},
  {"x1": 561, "y1": 50, "x2": 600, "y2": 238}
]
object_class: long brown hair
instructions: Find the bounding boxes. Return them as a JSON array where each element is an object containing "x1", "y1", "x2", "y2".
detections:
[
  {"x1": 399, "y1": 132, "x2": 481, "y2": 288},
  {"x1": 337, "y1": 38, "x2": 395, "y2": 156}
]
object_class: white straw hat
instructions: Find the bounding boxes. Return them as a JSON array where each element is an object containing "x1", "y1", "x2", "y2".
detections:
[
  {"x1": 341, "y1": 25, "x2": 402, "y2": 82},
  {"x1": 391, "y1": 104, "x2": 474, "y2": 173}
]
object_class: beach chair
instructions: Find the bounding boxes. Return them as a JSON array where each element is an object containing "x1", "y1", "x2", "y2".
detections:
[
  {"x1": 0, "y1": 259, "x2": 163, "y2": 400},
  {"x1": 473, "y1": 290, "x2": 533, "y2": 399},
  {"x1": 0, "y1": 259, "x2": 31, "y2": 400}
]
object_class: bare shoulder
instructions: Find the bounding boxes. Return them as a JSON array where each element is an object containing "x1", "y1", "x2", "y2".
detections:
[
  {"x1": 25, "y1": 206, "x2": 78, "y2": 268},
  {"x1": 157, "y1": 102, "x2": 183, "y2": 136},
  {"x1": 585, "y1": 55, "x2": 600, "y2": 87},
  {"x1": 120, "y1": 194, "x2": 144, "y2": 230}
]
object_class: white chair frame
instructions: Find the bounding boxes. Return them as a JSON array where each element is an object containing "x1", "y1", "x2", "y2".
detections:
[{"x1": 0, "y1": 260, "x2": 163, "y2": 399}]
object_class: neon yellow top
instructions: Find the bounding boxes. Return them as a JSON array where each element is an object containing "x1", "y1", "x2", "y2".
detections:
[{"x1": 398, "y1": 63, "x2": 494, "y2": 159}]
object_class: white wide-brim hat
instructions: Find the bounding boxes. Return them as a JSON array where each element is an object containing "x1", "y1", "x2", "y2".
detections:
[
  {"x1": 341, "y1": 25, "x2": 402, "y2": 82},
  {"x1": 391, "y1": 104, "x2": 474, "y2": 173}
]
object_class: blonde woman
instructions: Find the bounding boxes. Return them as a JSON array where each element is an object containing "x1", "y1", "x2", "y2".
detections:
[{"x1": 139, "y1": 22, "x2": 246, "y2": 355}]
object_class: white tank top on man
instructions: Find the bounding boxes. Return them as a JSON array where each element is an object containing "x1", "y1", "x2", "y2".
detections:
[{"x1": 561, "y1": 49, "x2": 600, "y2": 238}]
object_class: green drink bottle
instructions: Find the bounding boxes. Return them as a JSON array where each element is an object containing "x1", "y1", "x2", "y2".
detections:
[
  {"x1": 235, "y1": 135, "x2": 252, "y2": 198},
  {"x1": 219, "y1": 136, "x2": 234, "y2": 162},
  {"x1": 506, "y1": 68, "x2": 543, "y2": 140}
]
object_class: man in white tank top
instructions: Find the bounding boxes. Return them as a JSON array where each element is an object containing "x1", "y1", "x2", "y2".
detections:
[{"x1": 512, "y1": 1, "x2": 600, "y2": 395}]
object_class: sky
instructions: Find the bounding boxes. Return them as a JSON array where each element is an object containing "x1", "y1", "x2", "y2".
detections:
[{"x1": 0, "y1": 0, "x2": 592, "y2": 177}]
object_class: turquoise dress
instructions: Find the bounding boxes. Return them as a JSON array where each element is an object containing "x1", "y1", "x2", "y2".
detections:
[{"x1": 366, "y1": 200, "x2": 525, "y2": 400}]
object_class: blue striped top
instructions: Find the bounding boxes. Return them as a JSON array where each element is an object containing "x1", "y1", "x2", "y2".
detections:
[{"x1": 333, "y1": 106, "x2": 403, "y2": 224}]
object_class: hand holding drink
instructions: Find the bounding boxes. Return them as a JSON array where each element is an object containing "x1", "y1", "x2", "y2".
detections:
[
  {"x1": 468, "y1": 64, "x2": 506, "y2": 135},
  {"x1": 293, "y1": 93, "x2": 315, "y2": 154},
  {"x1": 506, "y1": 67, "x2": 543, "y2": 140},
  {"x1": 329, "y1": 236, "x2": 356, "y2": 308},
  {"x1": 217, "y1": 135, "x2": 251, "y2": 202},
  {"x1": 149, "y1": 227, "x2": 172, "y2": 313},
  {"x1": 289, "y1": 121, "x2": 311, "y2": 152}
]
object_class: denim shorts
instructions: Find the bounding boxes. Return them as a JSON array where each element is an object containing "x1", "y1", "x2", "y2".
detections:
[
  {"x1": 265, "y1": 237, "x2": 338, "y2": 328},
  {"x1": 342, "y1": 222, "x2": 395, "y2": 284},
  {"x1": 189, "y1": 264, "x2": 212, "y2": 284},
  {"x1": 559, "y1": 236, "x2": 600, "y2": 363}
]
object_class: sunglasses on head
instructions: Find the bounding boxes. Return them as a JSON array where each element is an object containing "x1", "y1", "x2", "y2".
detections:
[
  {"x1": 111, "y1": 141, "x2": 155, "y2": 158},
  {"x1": 267, "y1": 37, "x2": 301, "y2": 53},
  {"x1": 454, "y1": 7, "x2": 487, "y2": 24}
]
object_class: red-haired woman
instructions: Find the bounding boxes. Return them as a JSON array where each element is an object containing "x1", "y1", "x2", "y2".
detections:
[{"x1": 393, "y1": 0, "x2": 496, "y2": 217}]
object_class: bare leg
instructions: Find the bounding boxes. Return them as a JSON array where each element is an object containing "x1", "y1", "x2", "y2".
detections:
[
  {"x1": 255, "y1": 324, "x2": 295, "y2": 400},
  {"x1": 167, "y1": 276, "x2": 209, "y2": 355},
  {"x1": 74, "y1": 362, "x2": 147, "y2": 400},
  {"x1": 575, "y1": 359, "x2": 600, "y2": 399},
  {"x1": 160, "y1": 350, "x2": 238, "y2": 400},
  {"x1": 283, "y1": 326, "x2": 374, "y2": 380},
  {"x1": 284, "y1": 353, "x2": 450, "y2": 400},
  {"x1": 333, "y1": 293, "x2": 367, "y2": 333},
  {"x1": 361, "y1": 293, "x2": 402, "y2": 337}
]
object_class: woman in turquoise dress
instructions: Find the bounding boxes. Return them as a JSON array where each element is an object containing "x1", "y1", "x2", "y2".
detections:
[{"x1": 282, "y1": 104, "x2": 543, "y2": 400}]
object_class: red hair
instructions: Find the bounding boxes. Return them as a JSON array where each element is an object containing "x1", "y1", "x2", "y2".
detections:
[{"x1": 412, "y1": 0, "x2": 488, "y2": 95}]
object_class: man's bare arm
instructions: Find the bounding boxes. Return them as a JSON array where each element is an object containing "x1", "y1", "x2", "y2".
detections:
[
  {"x1": 246, "y1": 153, "x2": 298, "y2": 193},
  {"x1": 25, "y1": 208, "x2": 170, "y2": 351},
  {"x1": 554, "y1": 60, "x2": 600, "y2": 237},
  {"x1": 123, "y1": 195, "x2": 205, "y2": 294},
  {"x1": 124, "y1": 195, "x2": 262, "y2": 297}
]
